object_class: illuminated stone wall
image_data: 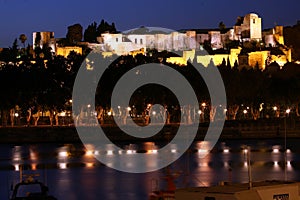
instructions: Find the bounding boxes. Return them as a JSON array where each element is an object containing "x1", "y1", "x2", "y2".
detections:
[
  {"x1": 248, "y1": 51, "x2": 269, "y2": 70},
  {"x1": 56, "y1": 46, "x2": 82, "y2": 58},
  {"x1": 33, "y1": 32, "x2": 55, "y2": 49},
  {"x1": 166, "y1": 57, "x2": 187, "y2": 66},
  {"x1": 196, "y1": 48, "x2": 241, "y2": 67},
  {"x1": 209, "y1": 31, "x2": 223, "y2": 49}
]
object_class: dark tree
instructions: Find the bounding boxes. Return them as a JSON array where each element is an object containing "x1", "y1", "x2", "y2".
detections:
[
  {"x1": 66, "y1": 23, "x2": 83, "y2": 44},
  {"x1": 219, "y1": 21, "x2": 226, "y2": 31},
  {"x1": 84, "y1": 22, "x2": 98, "y2": 43}
]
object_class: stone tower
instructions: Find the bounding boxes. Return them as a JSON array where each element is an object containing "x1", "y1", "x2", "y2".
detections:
[{"x1": 234, "y1": 13, "x2": 262, "y2": 41}]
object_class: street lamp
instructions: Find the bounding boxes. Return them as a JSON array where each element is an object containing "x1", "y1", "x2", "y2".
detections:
[{"x1": 243, "y1": 109, "x2": 248, "y2": 119}]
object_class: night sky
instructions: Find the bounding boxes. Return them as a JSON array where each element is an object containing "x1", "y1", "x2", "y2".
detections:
[{"x1": 0, "y1": 0, "x2": 300, "y2": 47}]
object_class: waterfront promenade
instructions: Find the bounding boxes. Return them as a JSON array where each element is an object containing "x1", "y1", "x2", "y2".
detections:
[{"x1": 0, "y1": 117, "x2": 299, "y2": 143}]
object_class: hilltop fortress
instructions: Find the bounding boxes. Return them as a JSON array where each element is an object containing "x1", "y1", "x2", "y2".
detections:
[{"x1": 33, "y1": 13, "x2": 291, "y2": 70}]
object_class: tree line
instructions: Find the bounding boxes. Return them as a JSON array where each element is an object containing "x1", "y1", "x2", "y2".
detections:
[{"x1": 0, "y1": 46, "x2": 300, "y2": 126}]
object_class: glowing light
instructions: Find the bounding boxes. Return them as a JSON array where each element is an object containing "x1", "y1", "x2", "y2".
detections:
[
  {"x1": 274, "y1": 161, "x2": 279, "y2": 166},
  {"x1": 224, "y1": 108, "x2": 227, "y2": 112},
  {"x1": 14, "y1": 113, "x2": 19, "y2": 117},
  {"x1": 107, "y1": 111, "x2": 112, "y2": 116},
  {"x1": 69, "y1": 99, "x2": 73, "y2": 103},
  {"x1": 199, "y1": 162, "x2": 209, "y2": 167},
  {"x1": 126, "y1": 150, "x2": 135, "y2": 154},
  {"x1": 243, "y1": 149, "x2": 248, "y2": 153},
  {"x1": 58, "y1": 151, "x2": 68, "y2": 158},
  {"x1": 273, "y1": 148, "x2": 279, "y2": 153},
  {"x1": 198, "y1": 110, "x2": 202, "y2": 115},
  {"x1": 201, "y1": 102, "x2": 206, "y2": 107},
  {"x1": 171, "y1": 149, "x2": 177, "y2": 153},
  {"x1": 243, "y1": 110, "x2": 248, "y2": 114},
  {"x1": 87, "y1": 104, "x2": 91, "y2": 108},
  {"x1": 94, "y1": 151, "x2": 99, "y2": 155},
  {"x1": 223, "y1": 148, "x2": 229, "y2": 153},
  {"x1": 273, "y1": 106, "x2": 278, "y2": 111},
  {"x1": 152, "y1": 111, "x2": 156, "y2": 115},
  {"x1": 127, "y1": 150, "x2": 133, "y2": 154},
  {"x1": 287, "y1": 161, "x2": 291, "y2": 167},
  {"x1": 107, "y1": 150, "x2": 113, "y2": 155},
  {"x1": 117, "y1": 106, "x2": 121, "y2": 109},
  {"x1": 60, "y1": 111, "x2": 66, "y2": 117},
  {"x1": 286, "y1": 109, "x2": 291, "y2": 114},
  {"x1": 86, "y1": 163, "x2": 94, "y2": 168},
  {"x1": 198, "y1": 149, "x2": 208, "y2": 154},
  {"x1": 58, "y1": 163, "x2": 67, "y2": 169},
  {"x1": 148, "y1": 149, "x2": 158, "y2": 154},
  {"x1": 85, "y1": 150, "x2": 93, "y2": 156},
  {"x1": 14, "y1": 164, "x2": 20, "y2": 171},
  {"x1": 286, "y1": 149, "x2": 291, "y2": 153},
  {"x1": 31, "y1": 163, "x2": 37, "y2": 170},
  {"x1": 127, "y1": 107, "x2": 131, "y2": 111}
]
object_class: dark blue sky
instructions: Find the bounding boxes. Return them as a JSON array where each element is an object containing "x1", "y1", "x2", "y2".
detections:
[{"x1": 0, "y1": 0, "x2": 300, "y2": 47}]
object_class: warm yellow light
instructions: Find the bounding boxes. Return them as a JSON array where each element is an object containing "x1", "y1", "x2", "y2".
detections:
[
  {"x1": 201, "y1": 102, "x2": 206, "y2": 107},
  {"x1": 286, "y1": 109, "x2": 291, "y2": 114},
  {"x1": 85, "y1": 150, "x2": 93, "y2": 156},
  {"x1": 243, "y1": 110, "x2": 248, "y2": 114},
  {"x1": 273, "y1": 106, "x2": 277, "y2": 111}
]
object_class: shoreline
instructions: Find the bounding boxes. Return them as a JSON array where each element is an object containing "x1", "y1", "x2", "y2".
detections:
[{"x1": 0, "y1": 118, "x2": 299, "y2": 143}]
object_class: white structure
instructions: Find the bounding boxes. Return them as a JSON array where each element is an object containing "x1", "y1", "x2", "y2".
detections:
[
  {"x1": 176, "y1": 181, "x2": 300, "y2": 200},
  {"x1": 233, "y1": 13, "x2": 262, "y2": 41}
]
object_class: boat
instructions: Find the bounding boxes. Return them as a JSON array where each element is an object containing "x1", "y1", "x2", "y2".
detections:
[
  {"x1": 175, "y1": 180, "x2": 300, "y2": 200},
  {"x1": 10, "y1": 175, "x2": 57, "y2": 200}
]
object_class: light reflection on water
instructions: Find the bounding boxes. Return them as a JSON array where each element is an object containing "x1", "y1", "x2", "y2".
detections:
[{"x1": 1, "y1": 139, "x2": 300, "y2": 200}]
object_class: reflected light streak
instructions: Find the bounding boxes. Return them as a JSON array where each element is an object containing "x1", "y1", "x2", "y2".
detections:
[
  {"x1": 31, "y1": 163, "x2": 37, "y2": 171},
  {"x1": 198, "y1": 162, "x2": 209, "y2": 167},
  {"x1": 14, "y1": 164, "x2": 20, "y2": 171},
  {"x1": 86, "y1": 163, "x2": 94, "y2": 168},
  {"x1": 58, "y1": 163, "x2": 67, "y2": 169}
]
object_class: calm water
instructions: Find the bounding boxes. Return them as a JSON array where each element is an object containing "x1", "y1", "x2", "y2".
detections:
[{"x1": 1, "y1": 138, "x2": 300, "y2": 200}]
